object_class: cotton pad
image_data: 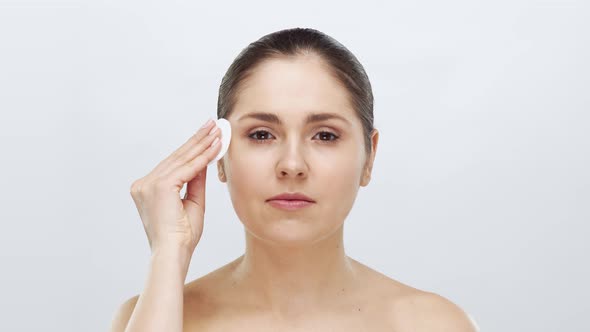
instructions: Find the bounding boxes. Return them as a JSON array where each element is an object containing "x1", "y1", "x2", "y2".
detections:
[{"x1": 208, "y1": 118, "x2": 231, "y2": 166}]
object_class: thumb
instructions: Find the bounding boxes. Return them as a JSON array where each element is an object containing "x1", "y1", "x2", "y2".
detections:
[{"x1": 183, "y1": 166, "x2": 207, "y2": 219}]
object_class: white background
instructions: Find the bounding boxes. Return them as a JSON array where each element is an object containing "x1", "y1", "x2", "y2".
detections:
[{"x1": 1, "y1": 0, "x2": 588, "y2": 331}]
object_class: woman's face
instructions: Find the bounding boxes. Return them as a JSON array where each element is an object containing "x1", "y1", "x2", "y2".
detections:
[{"x1": 218, "y1": 54, "x2": 378, "y2": 246}]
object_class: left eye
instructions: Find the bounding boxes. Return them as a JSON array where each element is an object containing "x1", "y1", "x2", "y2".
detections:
[{"x1": 314, "y1": 131, "x2": 339, "y2": 141}]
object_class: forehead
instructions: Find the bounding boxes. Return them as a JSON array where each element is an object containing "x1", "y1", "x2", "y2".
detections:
[{"x1": 230, "y1": 55, "x2": 356, "y2": 122}]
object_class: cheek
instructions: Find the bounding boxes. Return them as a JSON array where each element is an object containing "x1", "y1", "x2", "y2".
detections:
[
  {"x1": 224, "y1": 143, "x2": 268, "y2": 216},
  {"x1": 315, "y1": 150, "x2": 364, "y2": 199},
  {"x1": 225, "y1": 141, "x2": 267, "y2": 183}
]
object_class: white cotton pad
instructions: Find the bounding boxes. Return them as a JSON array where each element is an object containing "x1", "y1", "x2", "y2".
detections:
[{"x1": 207, "y1": 118, "x2": 231, "y2": 166}]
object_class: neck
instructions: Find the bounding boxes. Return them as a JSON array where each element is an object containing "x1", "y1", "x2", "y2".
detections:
[{"x1": 230, "y1": 225, "x2": 359, "y2": 318}]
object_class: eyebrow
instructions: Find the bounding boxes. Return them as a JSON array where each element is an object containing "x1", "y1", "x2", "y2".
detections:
[{"x1": 238, "y1": 111, "x2": 351, "y2": 126}]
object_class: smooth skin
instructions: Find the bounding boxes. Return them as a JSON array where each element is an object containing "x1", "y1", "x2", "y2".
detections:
[{"x1": 111, "y1": 53, "x2": 478, "y2": 331}]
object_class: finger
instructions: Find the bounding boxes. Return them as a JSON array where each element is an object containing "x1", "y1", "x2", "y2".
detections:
[
  {"x1": 150, "y1": 119, "x2": 217, "y2": 177},
  {"x1": 174, "y1": 127, "x2": 222, "y2": 167},
  {"x1": 171, "y1": 120, "x2": 218, "y2": 164},
  {"x1": 165, "y1": 132, "x2": 219, "y2": 176},
  {"x1": 165, "y1": 134, "x2": 221, "y2": 191},
  {"x1": 183, "y1": 166, "x2": 207, "y2": 218}
]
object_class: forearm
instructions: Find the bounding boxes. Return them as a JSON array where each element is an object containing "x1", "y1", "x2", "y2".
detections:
[{"x1": 124, "y1": 248, "x2": 192, "y2": 332}]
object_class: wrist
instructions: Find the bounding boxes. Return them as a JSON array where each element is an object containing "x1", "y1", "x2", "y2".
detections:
[{"x1": 151, "y1": 245, "x2": 193, "y2": 273}]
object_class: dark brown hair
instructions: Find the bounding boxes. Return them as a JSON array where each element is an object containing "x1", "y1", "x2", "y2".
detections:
[{"x1": 216, "y1": 27, "x2": 374, "y2": 155}]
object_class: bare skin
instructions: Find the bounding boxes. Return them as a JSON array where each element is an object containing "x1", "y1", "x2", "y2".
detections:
[
  {"x1": 115, "y1": 254, "x2": 475, "y2": 331},
  {"x1": 111, "y1": 53, "x2": 477, "y2": 331},
  {"x1": 180, "y1": 256, "x2": 464, "y2": 332}
]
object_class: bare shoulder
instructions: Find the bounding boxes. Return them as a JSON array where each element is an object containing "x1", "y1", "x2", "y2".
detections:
[
  {"x1": 349, "y1": 259, "x2": 477, "y2": 332},
  {"x1": 388, "y1": 290, "x2": 478, "y2": 331},
  {"x1": 109, "y1": 294, "x2": 140, "y2": 332}
]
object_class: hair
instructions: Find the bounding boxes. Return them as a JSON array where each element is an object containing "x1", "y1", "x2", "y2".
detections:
[{"x1": 216, "y1": 27, "x2": 374, "y2": 156}]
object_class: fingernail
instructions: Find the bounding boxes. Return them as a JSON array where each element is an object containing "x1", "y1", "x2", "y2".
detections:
[{"x1": 201, "y1": 118, "x2": 213, "y2": 129}]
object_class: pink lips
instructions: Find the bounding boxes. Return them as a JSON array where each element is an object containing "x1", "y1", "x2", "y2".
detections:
[
  {"x1": 266, "y1": 192, "x2": 315, "y2": 211},
  {"x1": 267, "y1": 199, "x2": 314, "y2": 211}
]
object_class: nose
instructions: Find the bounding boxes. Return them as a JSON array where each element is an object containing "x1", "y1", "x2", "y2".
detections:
[{"x1": 276, "y1": 140, "x2": 308, "y2": 179}]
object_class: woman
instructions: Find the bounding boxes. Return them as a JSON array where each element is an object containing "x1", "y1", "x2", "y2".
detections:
[{"x1": 111, "y1": 27, "x2": 477, "y2": 331}]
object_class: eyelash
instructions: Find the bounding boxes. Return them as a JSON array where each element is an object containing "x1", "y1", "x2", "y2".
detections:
[{"x1": 247, "y1": 130, "x2": 340, "y2": 144}]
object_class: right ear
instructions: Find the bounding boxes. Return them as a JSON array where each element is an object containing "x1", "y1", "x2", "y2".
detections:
[{"x1": 216, "y1": 159, "x2": 227, "y2": 183}]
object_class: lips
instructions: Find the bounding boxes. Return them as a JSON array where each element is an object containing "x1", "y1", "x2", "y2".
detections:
[
  {"x1": 266, "y1": 192, "x2": 315, "y2": 202},
  {"x1": 266, "y1": 192, "x2": 315, "y2": 211}
]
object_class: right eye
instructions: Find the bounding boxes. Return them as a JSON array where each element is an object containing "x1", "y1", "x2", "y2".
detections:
[{"x1": 248, "y1": 130, "x2": 275, "y2": 143}]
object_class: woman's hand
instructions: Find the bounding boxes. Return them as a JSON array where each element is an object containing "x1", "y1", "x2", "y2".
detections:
[{"x1": 129, "y1": 118, "x2": 222, "y2": 256}]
